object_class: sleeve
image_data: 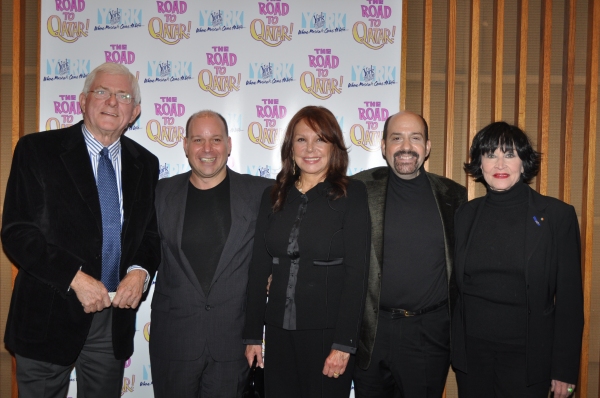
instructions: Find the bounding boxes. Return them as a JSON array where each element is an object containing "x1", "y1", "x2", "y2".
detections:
[
  {"x1": 551, "y1": 205, "x2": 584, "y2": 384},
  {"x1": 332, "y1": 181, "x2": 371, "y2": 353},
  {"x1": 127, "y1": 156, "x2": 161, "y2": 296},
  {"x1": 1, "y1": 137, "x2": 85, "y2": 296},
  {"x1": 243, "y1": 187, "x2": 275, "y2": 343}
]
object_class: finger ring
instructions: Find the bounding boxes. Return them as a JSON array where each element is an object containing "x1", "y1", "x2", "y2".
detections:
[
  {"x1": 568, "y1": 387, "x2": 574, "y2": 393},
  {"x1": 333, "y1": 372, "x2": 339, "y2": 377},
  {"x1": 126, "y1": 304, "x2": 131, "y2": 308}
]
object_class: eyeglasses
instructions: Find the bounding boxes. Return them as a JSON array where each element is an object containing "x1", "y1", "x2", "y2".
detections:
[{"x1": 89, "y1": 89, "x2": 133, "y2": 104}]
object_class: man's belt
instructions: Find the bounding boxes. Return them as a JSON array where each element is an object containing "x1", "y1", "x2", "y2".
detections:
[{"x1": 380, "y1": 299, "x2": 448, "y2": 318}]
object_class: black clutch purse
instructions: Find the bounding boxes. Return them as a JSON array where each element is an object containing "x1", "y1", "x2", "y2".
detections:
[{"x1": 243, "y1": 356, "x2": 265, "y2": 398}]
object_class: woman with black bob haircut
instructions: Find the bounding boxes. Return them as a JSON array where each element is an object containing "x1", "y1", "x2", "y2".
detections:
[
  {"x1": 452, "y1": 121, "x2": 583, "y2": 398},
  {"x1": 243, "y1": 105, "x2": 370, "y2": 398}
]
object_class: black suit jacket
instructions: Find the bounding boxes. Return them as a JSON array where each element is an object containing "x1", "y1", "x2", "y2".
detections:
[
  {"x1": 150, "y1": 169, "x2": 271, "y2": 362},
  {"x1": 352, "y1": 167, "x2": 467, "y2": 369},
  {"x1": 2, "y1": 121, "x2": 160, "y2": 365},
  {"x1": 243, "y1": 180, "x2": 370, "y2": 352},
  {"x1": 451, "y1": 185, "x2": 583, "y2": 385}
]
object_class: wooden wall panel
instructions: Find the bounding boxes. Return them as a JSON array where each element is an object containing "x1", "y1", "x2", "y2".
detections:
[
  {"x1": 579, "y1": 0, "x2": 600, "y2": 395},
  {"x1": 514, "y1": 0, "x2": 528, "y2": 129},
  {"x1": 559, "y1": 0, "x2": 576, "y2": 204},
  {"x1": 444, "y1": 0, "x2": 457, "y2": 179},
  {"x1": 492, "y1": 0, "x2": 505, "y2": 122},
  {"x1": 466, "y1": 0, "x2": 480, "y2": 200},
  {"x1": 536, "y1": 0, "x2": 551, "y2": 195}
]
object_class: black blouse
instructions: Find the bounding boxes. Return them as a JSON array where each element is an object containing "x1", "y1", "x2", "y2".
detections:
[{"x1": 243, "y1": 179, "x2": 370, "y2": 353}]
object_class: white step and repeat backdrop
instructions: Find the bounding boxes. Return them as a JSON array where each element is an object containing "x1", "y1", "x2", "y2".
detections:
[{"x1": 39, "y1": 1, "x2": 401, "y2": 396}]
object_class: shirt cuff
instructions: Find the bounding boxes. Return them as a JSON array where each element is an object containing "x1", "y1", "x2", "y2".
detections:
[
  {"x1": 127, "y1": 265, "x2": 150, "y2": 292},
  {"x1": 243, "y1": 339, "x2": 263, "y2": 345},
  {"x1": 331, "y1": 343, "x2": 357, "y2": 354}
]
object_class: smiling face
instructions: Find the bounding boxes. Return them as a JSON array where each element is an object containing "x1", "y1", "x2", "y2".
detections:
[
  {"x1": 481, "y1": 147, "x2": 524, "y2": 191},
  {"x1": 79, "y1": 72, "x2": 140, "y2": 145},
  {"x1": 184, "y1": 115, "x2": 231, "y2": 189},
  {"x1": 292, "y1": 119, "x2": 332, "y2": 182},
  {"x1": 381, "y1": 112, "x2": 431, "y2": 180}
]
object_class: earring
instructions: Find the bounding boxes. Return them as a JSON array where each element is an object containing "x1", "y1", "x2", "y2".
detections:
[{"x1": 292, "y1": 158, "x2": 296, "y2": 175}]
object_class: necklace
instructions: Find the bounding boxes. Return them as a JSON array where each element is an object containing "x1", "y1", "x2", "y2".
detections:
[{"x1": 295, "y1": 179, "x2": 304, "y2": 193}]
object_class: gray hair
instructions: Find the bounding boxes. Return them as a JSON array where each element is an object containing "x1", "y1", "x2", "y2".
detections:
[
  {"x1": 185, "y1": 110, "x2": 229, "y2": 137},
  {"x1": 82, "y1": 62, "x2": 141, "y2": 105}
]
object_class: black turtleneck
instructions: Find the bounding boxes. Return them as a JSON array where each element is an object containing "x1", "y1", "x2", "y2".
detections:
[
  {"x1": 463, "y1": 180, "x2": 529, "y2": 344},
  {"x1": 380, "y1": 168, "x2": 447, "y2": 310}
]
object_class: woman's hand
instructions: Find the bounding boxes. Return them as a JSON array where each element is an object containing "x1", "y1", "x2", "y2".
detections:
[
  {"x1": 322, "y1": 349, "x2": 350, "y2": 378},
  {"x1": 245, "y1": 344, "x2": 264, "y2": 368},
  {"x1": 551, "y1": 379, "x2": 575, "y2": 398}
]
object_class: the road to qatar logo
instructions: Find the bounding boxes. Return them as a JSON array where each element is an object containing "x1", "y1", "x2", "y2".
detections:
[
  {"x1": 350, "y1": 102, "x2": 388, "y2": 151},
  {"x1": 250, "y1": 2, "x2": 293, "y2": 47},
  {"x1": 47, "y1": 1, "x2": 89, "y2": 43},
  {"x1": 300, "y1": 49, "x2": 343, "y2": 100},
  {"x1": 353, "y1": 2, "x2": 396, "y2": 50},
  {"x1": 148, "y1": 1, "x2": 191, "y2": 45},
  {"x1": 199, "y1": 47, "x2": 241, "y2": 97},
  {"x1": 198, "y1": 9, "x2": 244, "y2": 32},
  {"x1": 146, "y1": 96, "x2": 186, "y2": 148},
  {"x1": 248, "y1": 99, "x2": 286, "y2": 150},
  {"x1": 298, "y1": 11, "x2": 346, "y2": 34},
  {"x1": 45, "y1": 94, "x2": 81, "y2": 130},
  {"x1": 95, "y1": 7, "x2": 142, "y2": 31}
]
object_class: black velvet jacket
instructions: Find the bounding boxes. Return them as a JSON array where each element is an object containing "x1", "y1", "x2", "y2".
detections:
[
  {"x1": 2, "y1": 122, "x2": 160, "y2": 365},
  {"x1": 352, "y1": 167, "x2": 467, "y2": 369}
]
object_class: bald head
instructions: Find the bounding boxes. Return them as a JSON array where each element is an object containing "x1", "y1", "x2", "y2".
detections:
[{"x1": 382, "y1": 111, "x2": 428, "y2": 142}]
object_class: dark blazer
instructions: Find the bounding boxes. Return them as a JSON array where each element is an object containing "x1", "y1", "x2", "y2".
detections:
[
  {"x1": 150, "y1": 168, "x2": 271, "y2": 362},
  {"x1": 243, "y1": 180, "x2": 370, "y2": 352},
  {"x1": 353, "y1": 167, "x2": 467, "y2": 369},
  {"x1": 451, "y1": 185, "x2": 583, "y2": 385},
  {"x1": 2, "y1": 121, "x2": 160, "y2": 366}
]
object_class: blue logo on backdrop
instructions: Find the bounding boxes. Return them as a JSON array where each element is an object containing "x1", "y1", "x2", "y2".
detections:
[
  {"x1": 225, "y1": 113, "x2": 243, "y2": 133},
  {"x1": 298, "y1": 11, "x2": 346, "y2": 34},
  {"x1": 247, "y1": 62, "x2": 294, "y2": 85},
  {"x1": 247, "y1": 165, "x2": 278, "y2": 178},
  {"x1": 43, "y1": 59, "x2": 90, "y2": 81},
  {"x1": 348, "y1": 65, "x2": 397, "y2": 87},
  {"x1": 145, "y1": 61, "x2": 193, "y2": 83},
  {"x1": 198, "y1": 9, "x2": 244, "y2": 32},
  {"x1": 96, "y1": 8, "x2": 143, "y2": 30}
]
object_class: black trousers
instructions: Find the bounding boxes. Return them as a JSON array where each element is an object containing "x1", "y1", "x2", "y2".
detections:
[
  {"x1": 15, "y1": 307, "x2": 124, "y2": 398},
  {"x1": 263, "y1": 324, "x2": 355, "y2": 398},
  {"x1": 353, "y1": 305, "x2": 450, "y2": 398},
  {"x1": 454, "y1": 335, "x2": 550, "y2": 398},
  {"x1": 151, "y1": 342, "x2": 249, "y2": 398}
]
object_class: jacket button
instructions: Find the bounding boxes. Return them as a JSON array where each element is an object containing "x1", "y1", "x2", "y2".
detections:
[{"x1": 205, "y1": 305, "x2": 211, "y2": 311}]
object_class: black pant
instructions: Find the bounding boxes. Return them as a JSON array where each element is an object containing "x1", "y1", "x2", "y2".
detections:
[
  {"x1": 263, "y1": 324, "x2": 354, "y2": 398},
  {"x1": 353, "y1": 305, "x2": 450, "y2": 398},
  {"x1": 16, "y1": 307, "x2": 124, "y2": 398},
  {"x1": 454, "y1": 335, "x2": 550, "y2": 398}
]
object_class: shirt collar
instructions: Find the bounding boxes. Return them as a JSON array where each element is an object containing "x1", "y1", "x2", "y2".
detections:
[{"x1": 82, "y1": 124, "x2": 121, "y2": 159}]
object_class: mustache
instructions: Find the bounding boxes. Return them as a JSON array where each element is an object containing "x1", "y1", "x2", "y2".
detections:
[{"x1": 393, "y1": 149, "x2": 419, "y2": 159}]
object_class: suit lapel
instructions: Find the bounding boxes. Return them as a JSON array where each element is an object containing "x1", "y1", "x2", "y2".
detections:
[
  {"x1": 525, "y1": 188, "x2": 548, "y2": 264},
  {"x1": 427, "y1": 174, "x2": 453, "y2": 278},
  {"x1": 211, "y1": 170, "x2": 252, "y2": 286},
  {"x1": 60, "y1": 122, "x2": 102, "y2": 233},
  {"x1": 120, "y1": 138, "x2": 143, "y2": 249},
  {"x1": 366, "y1": 169, "x2": 388, "y2": 269}
]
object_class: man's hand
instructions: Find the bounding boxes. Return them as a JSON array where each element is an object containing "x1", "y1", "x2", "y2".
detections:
[
  {"x1": 245, "y1": 344, "x2": 264, "y2": 368},
  {"x1": 322, "y1": 349, "x2": 350, "y2": 378},
  {"x1": 70, "y1": 270, "x2": 111, "y2": 313},
  {"x1": 112, "y1": 269, "x2": 146, "y2": 309}
]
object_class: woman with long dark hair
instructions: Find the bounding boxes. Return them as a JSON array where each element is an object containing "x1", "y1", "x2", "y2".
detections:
[{"x1": 243, "y1": 105, "x2": 370, "y2": 397}]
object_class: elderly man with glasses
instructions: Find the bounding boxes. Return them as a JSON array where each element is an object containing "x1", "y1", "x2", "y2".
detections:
[{"x1": 2, "y1": 62, "x2": 160, "y2": 398}]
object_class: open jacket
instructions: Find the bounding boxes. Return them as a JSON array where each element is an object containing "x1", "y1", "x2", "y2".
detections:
[
  {"x1": 353, "y1": 167, "x2": 467, "y2": 369},
  {"x1": 451, "y1": 184, "x2": 583, "y2": 385}
]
